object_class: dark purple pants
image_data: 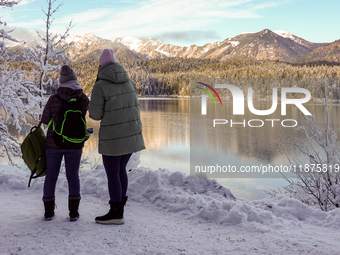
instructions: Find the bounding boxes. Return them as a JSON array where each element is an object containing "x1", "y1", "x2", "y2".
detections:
[
  {"x1": 102, "y1": 153, "x2": 132, "y2": 202},
  {"x1": 43, "y1": 148, "x2": 82, "y2": 198}
]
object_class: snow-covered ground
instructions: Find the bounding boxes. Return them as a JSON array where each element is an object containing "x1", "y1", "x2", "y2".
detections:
[{"x1": 1, "y1": 165, "x2": 340, "y2": 255}]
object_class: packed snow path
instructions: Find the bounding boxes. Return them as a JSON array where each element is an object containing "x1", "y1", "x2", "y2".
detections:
[{"x1": 1, "y1": 166, "x2": 340, "y2": 254}]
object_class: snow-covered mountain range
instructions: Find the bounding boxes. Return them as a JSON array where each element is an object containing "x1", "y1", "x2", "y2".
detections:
[{"x1": 9, "y1": 29, "x2": 336, "y2": 63}]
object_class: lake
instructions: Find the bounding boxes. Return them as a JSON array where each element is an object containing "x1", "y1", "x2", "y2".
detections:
[{"x1": 4, "y1": 98, "x2": 340, "y2": 200}]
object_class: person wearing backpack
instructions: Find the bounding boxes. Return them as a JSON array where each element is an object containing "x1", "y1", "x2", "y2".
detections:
[
  {"x1": 89, "y1": 49, "x2": 145, "y2": 224},
  {"x1": 40, "y1": 65, "x2": 89, "y2": 221}
]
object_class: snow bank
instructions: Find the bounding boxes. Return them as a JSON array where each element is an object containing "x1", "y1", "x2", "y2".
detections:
[
  {"x1": 0, "y1": 165, "x2": 44, "y2": 191},
  {"x1": 1, "y1": 165, "x2": 340, "y2": 228},
  {"x1": 256, "y1": 195, "x2": 340, "y2": 229},
  {"x1": 127, "y1": 168, "x2": 235, "y2": 213}
]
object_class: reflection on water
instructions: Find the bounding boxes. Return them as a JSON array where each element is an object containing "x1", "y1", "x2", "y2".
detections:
[
  {"x1": 191, "y1": 101, "x2": 301, "y2": 178},
  {"x1": 3, "y1": 99, "x2": 340, "y2": 200},
  {"x1": 190, "y1": 100, "x2": 340, "y2": 198},
  {"x1": 136, "y1": 99, "x2": 190, "y2": 172}
]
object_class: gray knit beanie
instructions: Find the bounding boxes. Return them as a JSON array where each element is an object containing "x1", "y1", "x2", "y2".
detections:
[
  {"x1": 59, "y1": 65, "x2": 77, "y2": 83},
  {"x1": 99, "y1": 49, "x2": 116, "y2": 66}
]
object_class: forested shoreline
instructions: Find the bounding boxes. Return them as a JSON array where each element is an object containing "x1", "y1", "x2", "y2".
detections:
[{"x1": 8, "y1": 58, "x2": 340, "y2": 99}]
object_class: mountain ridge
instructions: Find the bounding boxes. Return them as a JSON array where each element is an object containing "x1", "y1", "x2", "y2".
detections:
[{"x1": 8, "y1": 29, "x2": 338, "y2": 63}]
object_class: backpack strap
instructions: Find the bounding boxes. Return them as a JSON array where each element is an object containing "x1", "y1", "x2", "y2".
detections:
[
  {"x1": 28, "y1": 171, "x2": 35, "y2": 188},
  {"x1": 30, "y1": 121, "x2": 42, "y2": 133},
  {"x1": 49, "y1": 94, "x2": 74, "y2": 128},
  {"x1": 28, "y1": 167, "x2": 46, "y2": 187}
]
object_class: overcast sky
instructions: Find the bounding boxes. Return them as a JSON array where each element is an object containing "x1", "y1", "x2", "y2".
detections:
[{"x1": 1, "y1": 0, "x2": 339, "y2": 46}]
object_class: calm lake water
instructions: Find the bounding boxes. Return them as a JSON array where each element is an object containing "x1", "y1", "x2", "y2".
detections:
[{"x1": 4, "y1": 98, "x2": 340, "y2": 200}]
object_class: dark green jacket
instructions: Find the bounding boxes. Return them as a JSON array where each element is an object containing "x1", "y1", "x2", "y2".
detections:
[{"x1": 89, "y1": 62, "x2": 145, "y2": 156}]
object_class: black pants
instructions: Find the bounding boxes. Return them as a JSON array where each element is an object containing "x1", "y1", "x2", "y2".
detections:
[
  {"x1": 43, "y1": 149, "x2": 82, "y2": 198},
  {"x1": 102, "y1": 153, "x2": 132, "y2": 202}
]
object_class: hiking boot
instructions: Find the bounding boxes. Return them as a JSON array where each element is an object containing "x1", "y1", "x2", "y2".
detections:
[
  {"x1": 43, "y1": 196, "x2": 55, "y2": 221},
  {"x1": 95, "y1": 201, "x2": 124, "y2": 225},
  {"x1": 69, "y1": 195, "x2": 81, "y2": 222}
]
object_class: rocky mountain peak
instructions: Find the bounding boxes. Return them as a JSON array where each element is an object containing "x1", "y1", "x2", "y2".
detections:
[{"x1": 7, "y1": 29, "x2": 336, "y2": 63}]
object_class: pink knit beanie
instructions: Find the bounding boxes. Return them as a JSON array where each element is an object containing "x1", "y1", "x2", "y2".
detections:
[{"x1": 99, "y1": 49, "x2": 116, "y2": 66}]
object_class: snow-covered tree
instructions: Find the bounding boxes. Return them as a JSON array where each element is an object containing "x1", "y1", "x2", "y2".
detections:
[
  {"x1": 26, "y1": 0, "x2": 73, "y2": 113},
  {"x1": 266, "y1": 82, "x2": 340, "y2": 211},
  {"x1": 0, "y1": 0, "x2": 41, "y2": 163}
]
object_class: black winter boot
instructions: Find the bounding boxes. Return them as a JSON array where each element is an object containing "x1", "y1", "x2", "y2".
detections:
[
  {"x1": 95, "y1": 201, "x2": 124, "y2": 225},
  {"x1": 120, "y1": 196, "x2": 128, "y2": 216},
  {"x1": 42, "y1": 196, "x2": 55, "y2": 221},
  {"x1": 122, "y1": 196, "x2": 128, "y2": 206},
  {"x1": 69, "y1": 195, "x2": 81, "y2": 221}
]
